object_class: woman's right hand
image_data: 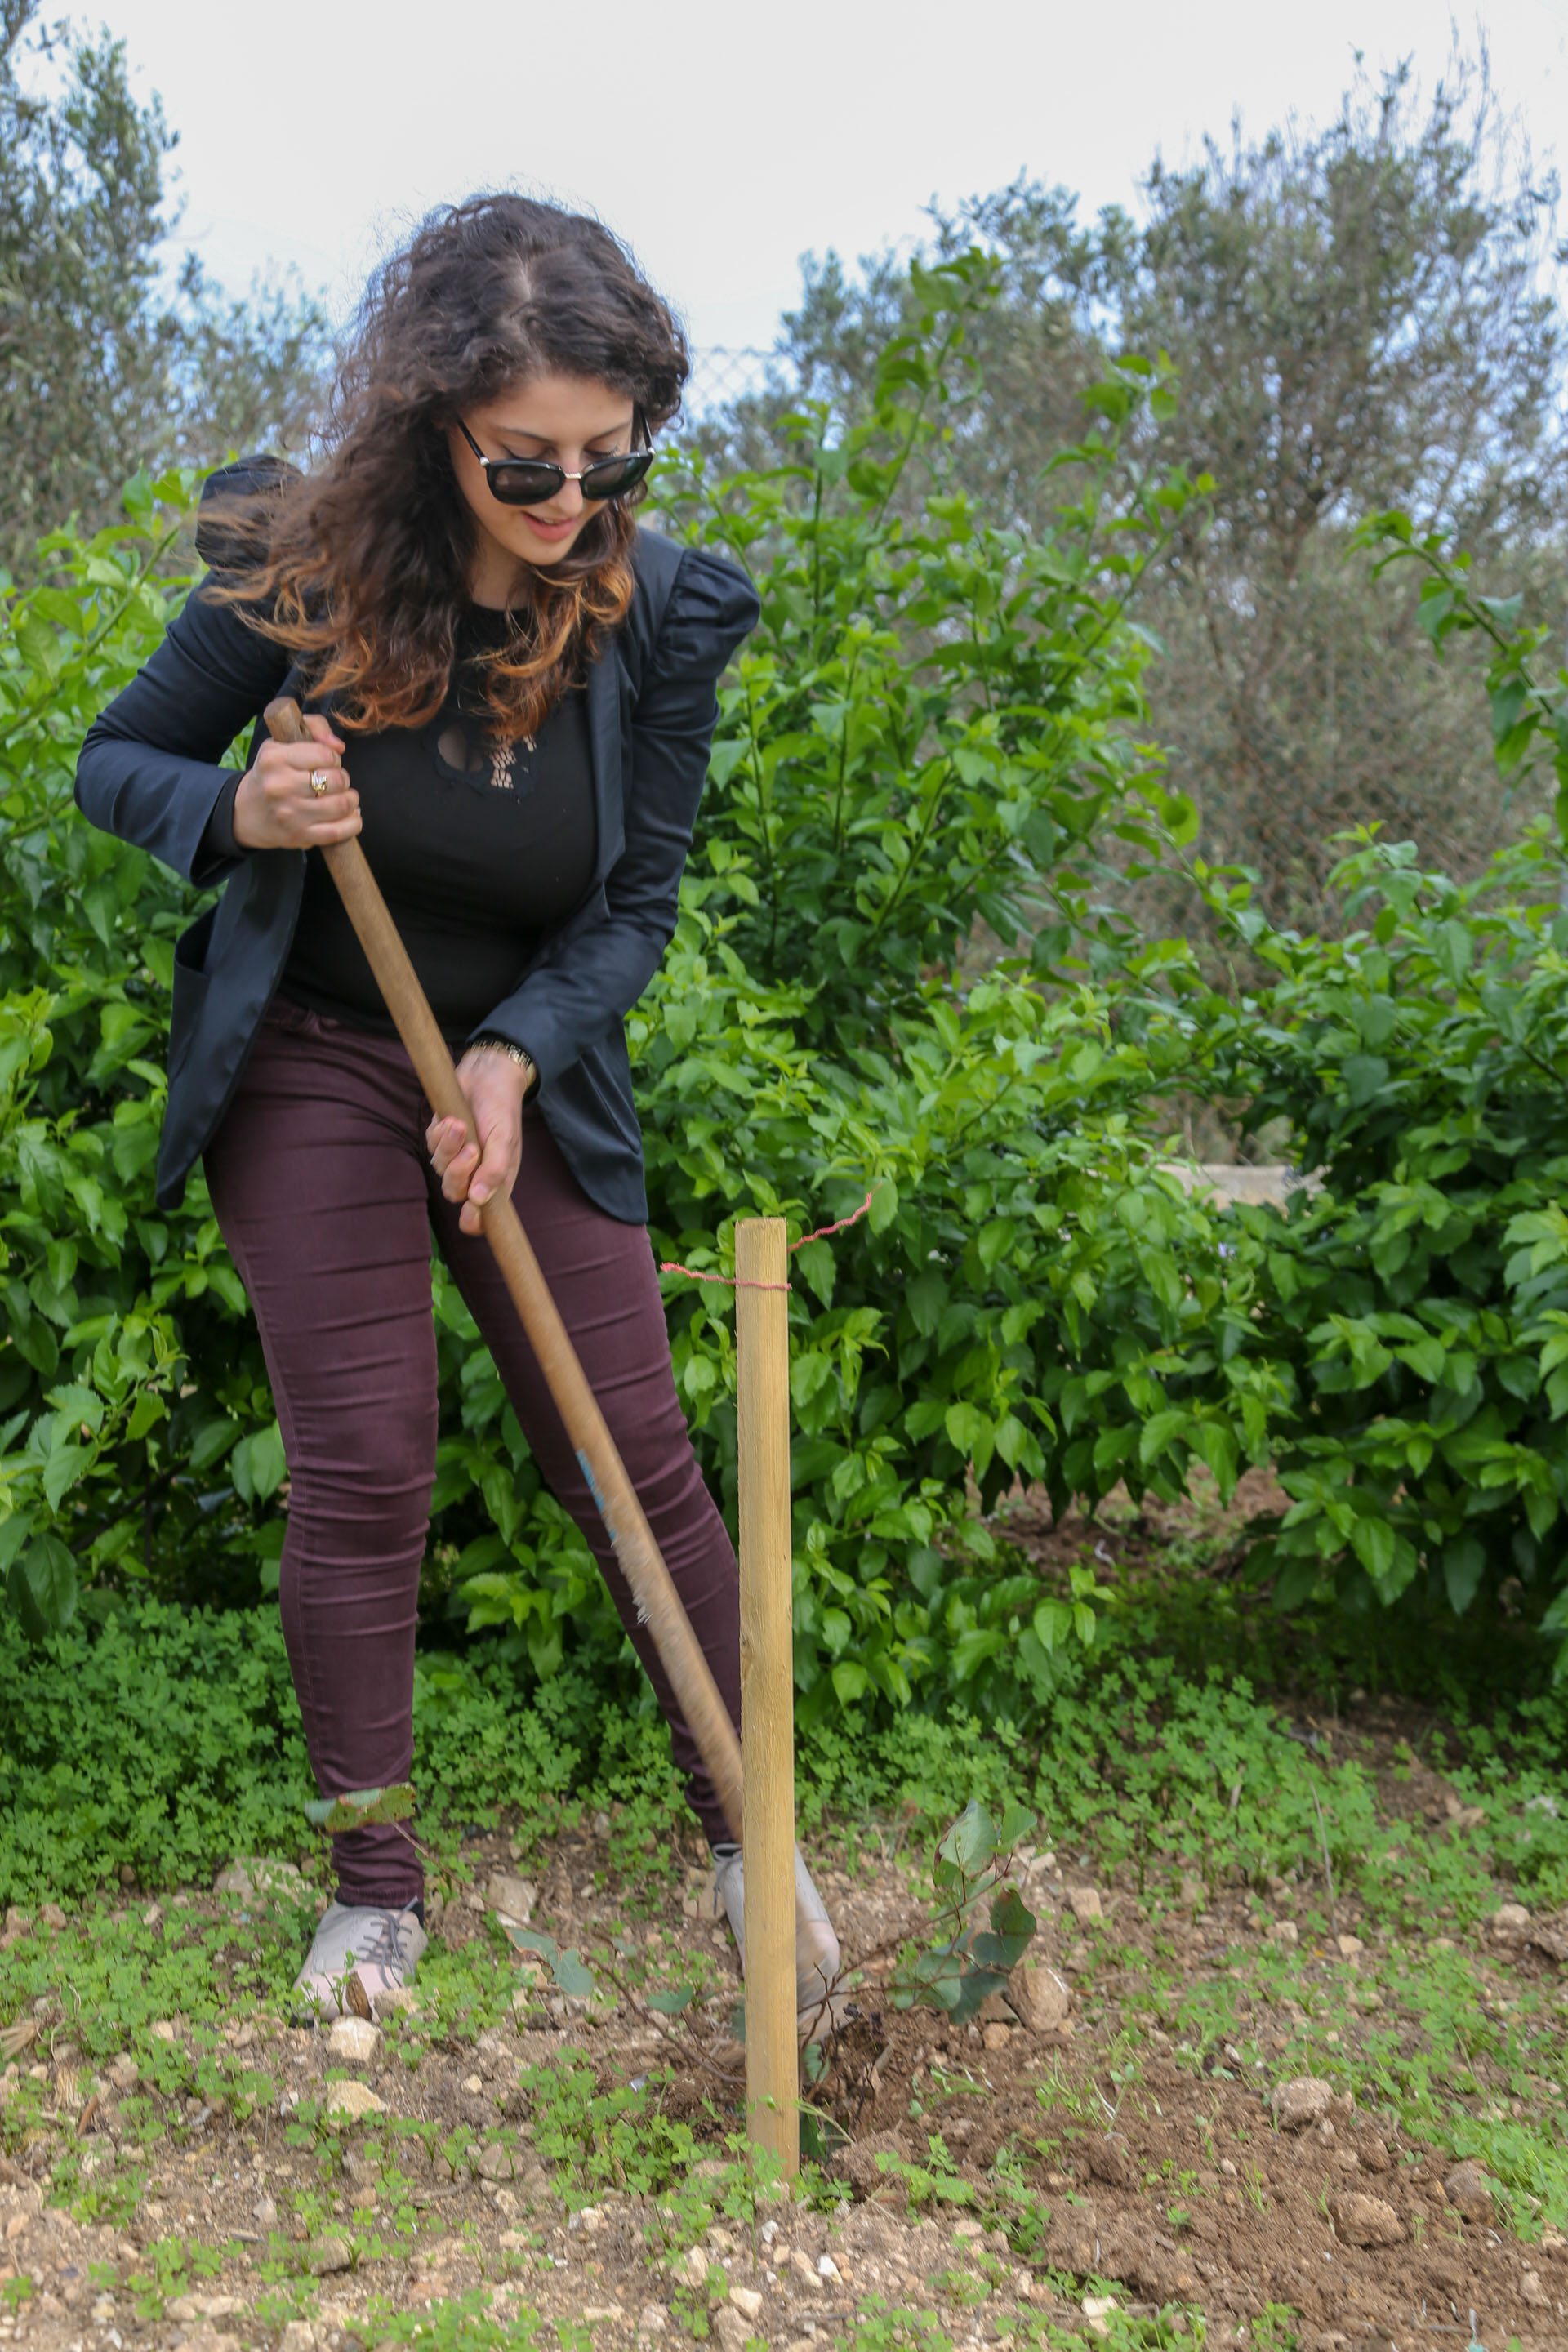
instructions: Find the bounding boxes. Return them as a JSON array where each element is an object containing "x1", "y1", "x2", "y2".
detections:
[{"x1": 232, "y1": 709, "x2": 362, "y2": 850}]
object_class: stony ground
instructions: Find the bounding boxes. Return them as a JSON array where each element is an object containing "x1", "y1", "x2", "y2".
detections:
[{"x1": 3, "y1": 1717, "x2": 1567, "y2": 2352}]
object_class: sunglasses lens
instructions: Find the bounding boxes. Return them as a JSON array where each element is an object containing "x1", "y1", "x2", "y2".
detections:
[
  {"x1": 487, "y1": 462, "x2": 564, "y2": 506},
  {"x1": 579, "y1": 451, "x2": 654, "y2": 501}
]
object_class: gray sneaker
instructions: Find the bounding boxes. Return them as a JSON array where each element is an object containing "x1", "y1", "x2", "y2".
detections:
[
  {"x1": 293, "y1": 1901, "x2": 428, "y2": 2020},
  {"x1": 711, "y1": 1844, "x2": 841, "y2": 2026}
]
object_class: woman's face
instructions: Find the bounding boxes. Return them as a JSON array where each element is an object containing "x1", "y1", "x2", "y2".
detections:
[{"x1": 448, "y1": 372, "x2": 637, "y2": 600}]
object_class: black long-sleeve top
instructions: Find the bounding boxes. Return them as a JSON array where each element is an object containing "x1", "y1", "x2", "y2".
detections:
[{"x1": 74, "y1": 464, "x2": 760, "y2": 1220}]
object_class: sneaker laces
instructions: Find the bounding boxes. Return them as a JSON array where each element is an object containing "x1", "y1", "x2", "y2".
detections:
[{"x1": 356, "y1": 1910, "x2": 410, "y2": 1974}]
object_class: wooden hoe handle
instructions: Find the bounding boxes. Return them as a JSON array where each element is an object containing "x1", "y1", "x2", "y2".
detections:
[{"x1": 263, "y1": 698, "x2": 746, "y2": 1842}]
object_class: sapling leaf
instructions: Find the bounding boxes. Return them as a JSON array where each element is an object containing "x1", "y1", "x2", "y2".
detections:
[
  {"x1": 940, "y1": 1800, "x2": 996, "y2": 1875},
  {"x1": 550, "y1": 1949, "x2": 595, "y2": 1998},
  {"x1": 947, "y1": 1966, "x2": 1010, "y2": 2025},
  {"x1": 973, "y1": 1884, "x2": 1037, "y2": 1970},
  {"x1": 646, "y1": 1984, "x2": 697, "y2": 2015},
  {"x1": 996, "y1": 1801, "x2": 1036, "y2": 1851}
]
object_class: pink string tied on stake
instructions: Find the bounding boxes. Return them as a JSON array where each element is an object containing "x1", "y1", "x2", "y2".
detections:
[{"x1": 659, "y1": 1187, "x2": 879, "y2": 1293}]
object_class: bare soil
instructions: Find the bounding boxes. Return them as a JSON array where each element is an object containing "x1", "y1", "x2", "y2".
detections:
[{"x1": 3, "y1": 1785, "x2": 1566, "y2": 2352}]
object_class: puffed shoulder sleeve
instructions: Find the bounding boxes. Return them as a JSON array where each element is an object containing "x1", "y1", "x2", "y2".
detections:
[
  {"x1": 640, "y1": 540, "x2": 761, "y2": 692},
  {"x1": 74, "y1": 457, "x2": 298, "y2": 887}
]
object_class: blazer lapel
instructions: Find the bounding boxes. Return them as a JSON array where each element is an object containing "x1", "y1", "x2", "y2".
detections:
[{"x1": 586, "y1": 648, "x2": 623, "y2": 882}]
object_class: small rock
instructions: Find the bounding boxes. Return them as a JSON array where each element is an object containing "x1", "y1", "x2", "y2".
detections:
[
  {"x1": 281, "y1": 2322, "x2": 317, "y2": 2352},
  {"x1": 150, "y1": 2020, "x2": 176, "y2": 2042},
  {"x1": 1521, "y1": 2270, "x2": 1549, "y2": 2308},
  {"x1": 728, "y1": 2286, "x2": 763, "y2": 2319},
  {"x1": 639, "y1": 2306, "x2": 670, "y2": 2334},
  {"x1": 191, "y1": 2296, "x2": 246, "y2": 2319},
  {"x1": 167, "y1": 2296, "x2": 200, "y2": 2322},
  {"x1": 1357, "y1": 2136, "x2": 1392, "y2": 2174},
  {"x1": 1442, "y1": 2160, "x2": 1495, "y2": 2220},
  {"x1": 307, "y1": 2233, "x2": 354, "y2": 2276},
  {"x1": 1492, "y1": 1903, "x2": 1531, "y2": 1934},
  {"x1": 105, "y1": 2055, "x2": 138, "y2": 2091},
  {"x1": 1177, "y1": 1873, "x2": 1205, "y2": 1907},
  {"x1": 1267, "y1": 1919, "x2": 1299, "y2": 1946},
  {"x1": 461, "y1": 1886, "x2": 488, "y2": 1913},
  {"x1": 981, "y1": 2022, "x2": 1011, "y2": 2051},
  {"x1": 1335, "y1": 1934, "x2": 1365, "y2": 1959},
  {"x1": 1082, "y1": 2297, "x2": 1119, "y2": 2340},
  {"x1": 327, "y1": 2016, "x2": 381, "y2": 2066},
  {"x1": 1328, "y1": 2191, "x2": 1402, "y2": 2247},
  {"x1": 374, "y1": 1983, "x2": 420, "y2": 2017},
  {"x1": 325, "y1": 2080, "x2": 385, "y2": 2121},
  {"x1": 1066, "y1": 1886, "x2": 1102, "y2": 1923},
  {"x1": 487, "y1": 1872, "x2": 537, "y2": 1923},
  {"x1": 953, "y1": 2218, "x2": 984, "y2": 2240},
  {"x1": 476, "y1": 2142, "x2": 514, "y2": 2181},
  {"x1": 1009, "y1": 1960, "x2": 1071, "y2": 2034},
  {"x1": 713, "y1": 2312, "x2": 752, "y2": 2352},
  {"x1": 254, "y1": 2195, "x2": 278, "y2": 2229},
  {"x1": 213, "y1": 1856, "x2": 307, "y2": 1902},
  {"x1": 582, "y1": 2309, "x2": 627, "y2": 2325},
  {"x1": 1086, "y1": 2136, "x2": 1136, "y2": 2189},
  {"x1": 38, "y1": 1904, "x2": 67, "y2": 1930},
  {"x1": 1272, "y1": 2076, "x2": 1334, "y2": 2130}
]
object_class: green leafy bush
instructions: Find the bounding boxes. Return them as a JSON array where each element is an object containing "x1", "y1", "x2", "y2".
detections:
[
  {"x1": 1115, "y1": 532, "x2": 1568, "y2": 1673},
  {"x1": 0, "y1": 476, "x2": 286, "y2": 1640},
  {"x1": 1186, "y1": 824, "x2": 1568, "y2": 1658},
  {"x1": 3, "y1": 264, "x2": 1234, "y2": 1725}
]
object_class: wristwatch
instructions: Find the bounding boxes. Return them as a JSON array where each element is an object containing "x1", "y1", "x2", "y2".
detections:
[{"x1": 470, "y1": 1034, "x2": 538, "y2": 1092}]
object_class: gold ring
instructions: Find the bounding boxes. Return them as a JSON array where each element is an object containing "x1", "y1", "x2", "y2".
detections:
[{"x1": 310, "y1": 769, "x2": 331, "y2": 796}]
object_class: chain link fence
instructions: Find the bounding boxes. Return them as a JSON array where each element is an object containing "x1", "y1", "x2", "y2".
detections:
[{"x1": 681, "y1": 346, "x2": 795, "y2": 421}]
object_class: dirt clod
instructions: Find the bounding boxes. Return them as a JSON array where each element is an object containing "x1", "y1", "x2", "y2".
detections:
[
  {"x1": 1329, "y1": 2190, "x2": 1403, "y2": 2247},
  {"x1": 1272, "y1": 2074, "x2": 1334, "y2": 2128},
  {"x1": 1443, "y1": 2158, "x2": 1497, "y2": 2218},
  {"x1": 1086, "y1": 2134, "x2": 1138, "y2": 2189}
]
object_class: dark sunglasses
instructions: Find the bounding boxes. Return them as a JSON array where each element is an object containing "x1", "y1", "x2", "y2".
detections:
[{"x1": 457, "y1": 408, "x2": 653, "y2": 508}]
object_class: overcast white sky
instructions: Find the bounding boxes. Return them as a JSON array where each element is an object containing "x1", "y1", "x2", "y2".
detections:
[{"x1": 100, "y1": 0, "x2": 1568, "y2": 356}]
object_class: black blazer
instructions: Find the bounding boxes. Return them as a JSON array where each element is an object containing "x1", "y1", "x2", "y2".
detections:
[{"x1": 74, "y1": 475, "x2": 760, "y2": 1222}]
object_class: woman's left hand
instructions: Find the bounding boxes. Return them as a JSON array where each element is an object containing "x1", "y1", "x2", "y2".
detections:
[{"x1": 428, "y1": 1048, "x2": 535, "y2": 1236}]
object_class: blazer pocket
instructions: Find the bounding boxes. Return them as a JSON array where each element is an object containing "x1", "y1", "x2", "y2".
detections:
[{"x1": 168, "y1": 906, "x2": 216, "y2": 1076}]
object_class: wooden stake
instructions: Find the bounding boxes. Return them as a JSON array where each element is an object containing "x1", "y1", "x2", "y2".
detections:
[{"x1": 736, "y1": 1216, "x2": 799, "y2": 2180}]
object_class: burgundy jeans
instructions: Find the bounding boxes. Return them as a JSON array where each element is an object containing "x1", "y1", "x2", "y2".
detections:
[{"x1": 205, "y1": 997, "x2": 742, "y2": 1907}]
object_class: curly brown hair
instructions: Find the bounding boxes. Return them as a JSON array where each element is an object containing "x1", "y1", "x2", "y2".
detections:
[{"x1": 211, "y1": 194, "x2": 689, "y2": 741}]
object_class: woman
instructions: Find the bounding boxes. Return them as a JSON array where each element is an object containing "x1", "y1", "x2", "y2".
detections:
[{"x1": 76, "y1": 193, "x2": 838, "y2": 2016}]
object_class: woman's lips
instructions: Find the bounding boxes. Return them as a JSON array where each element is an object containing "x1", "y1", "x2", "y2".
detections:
[{"x1": 523, "y1": 513, "x2": 578, "y2": 542}]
